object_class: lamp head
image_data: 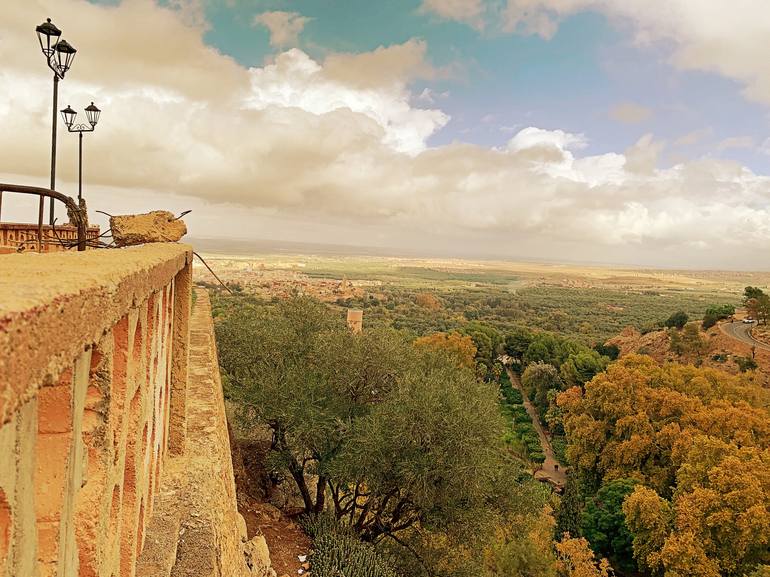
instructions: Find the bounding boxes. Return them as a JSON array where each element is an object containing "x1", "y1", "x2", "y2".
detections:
[
  {"x1": 60, "y1": 105, "x2": 76, "y2": 128},
  {"x1": 85, "y1": 102, "x2": 101, "y2": 126},
  {"x1": 35, "y1": 18, "x2": 61, "y2": 57},
  {"x1": 52, "y1": 38, "x2": 76, "y2": 78}
]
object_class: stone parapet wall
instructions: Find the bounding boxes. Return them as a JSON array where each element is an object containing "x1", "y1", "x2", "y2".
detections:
[
  {"x1": 0, "y1": 244, "x2": 192, "y2": 577},
  {"x1": 0, "y1": 245, "x2": 270, "y2": 577},
  {"x1": 136, "y1": 290, "x2": 272, "y2": 577}
]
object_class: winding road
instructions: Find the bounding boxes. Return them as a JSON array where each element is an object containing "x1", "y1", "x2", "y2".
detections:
[{"x1": 719, "y1": 321, "x2": 770, "y2": 352}]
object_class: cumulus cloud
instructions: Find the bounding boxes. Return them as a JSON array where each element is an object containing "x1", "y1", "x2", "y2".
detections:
[
  {"x1": 717, "y1": 136, "x2": 754, "y2": 151},
  {"x1": 429, "y1": 0, "x2": 770, "y2": 107},
  {"x1": 323, "y1": 39, "x2": 436, "y2": 90},
  {"x1": 624, "y1": 134, "x2": 665, "y2": 175},
  {"x1": 420, "y1": 0, "x2": 487, "y2": 29},
  {"x1": 417, "y1": 88, "x2": 450, "y2": 104},
  {"x1": 245, "y1": 47, "x2": 449, "y2": 154},
  {"x1": 507, "y1": 127, "x2": 588, "y2": 153},
  {"x1": 253, "y1": 11, "x2": 311, "y2": 47},
  {"x1": 674, "y1": 128, "x2": 713, "y2": 147},
  {"x1": 2, "y1": 0, "x2": 770, "y2": 267},
  {"x1": 609, "y1": 102, "x2": 653, "y2": 124},
  {"x1": 166, "y1": 0, "x2": 209, "y2": 30}
]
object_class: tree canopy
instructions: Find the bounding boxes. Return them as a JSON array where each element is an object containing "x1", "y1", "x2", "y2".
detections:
[
  {"x1": 558, "y1": 354, "x2": 770, "y2": 575},
  {"x1": 664, "y1": 311, "x2": 689, "y2": 330},
  {"x1": 216, "y1": 296, "x2": 537, "y2": 574},
  {"x1": 413, "y1": 331, "x2": 477, "y2": 369},
  {"x1": 581, "y1": 479, "x2": 638, "y2": 572}
]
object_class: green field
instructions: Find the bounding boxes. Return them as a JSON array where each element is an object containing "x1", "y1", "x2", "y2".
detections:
[{"x1": 200, "y1": 252, "x2": 757, "y2": 344}]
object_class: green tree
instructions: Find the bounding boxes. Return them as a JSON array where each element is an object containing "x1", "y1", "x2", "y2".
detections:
[
  {"x1": 702, "y1": 303, "x2": 736, "y2": 330},
  {"x1": 217, "y1": 297, "x2": 405, "y2": 515},
  {"x1": 331, "y1": 351, "x2": 509, "y2": 543},
  {"x1": 524, "y1": 333, "x2": 581, "y2": 369},
  {"x1": 593, "y1": 343, "x2": 620, "y2": 361},
  {"x1": 461, "y1": 322, "x2": 502, "y2": 377},
  {"x1": 504, "y1": 327, "x2": 534, "y2": 367},
  {"x1": 758, "y1": 295, "x2": 770, "y2": 325},
  {"x1": 743, "y1": 286, "x2": 766, "y2": 303},
  {"x1": 581, "y1": 479, "x2": 638, "y2": 572},
  {"x1": 522, "y1": 362, "x2": 562, "y2": 418},
  {"x1": 560, "y1": 351, "x2": 609, "y2": 389},
  {"x1": 744, "y1": 288, "x2": 769, "y2": 323},
  {"x1": 556, "y1": 477, "x2": 585, "y2": 541},
  {"x1": 216, "y1": 296, "x2": 530, "y2": 572},
  {"x1": 485, "y1": 508, "x2": 558, "y2": 577},
  {"x1": 702, "y1": 312, "x2": 720, "y2": 330},
  {"x1": 664, "y1": 311, "x2": 689, "y2": 330}
]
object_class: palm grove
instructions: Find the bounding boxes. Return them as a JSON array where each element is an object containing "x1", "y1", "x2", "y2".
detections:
[{"x1": 214, "y1": 289, "x2": 770, "y2": 577}]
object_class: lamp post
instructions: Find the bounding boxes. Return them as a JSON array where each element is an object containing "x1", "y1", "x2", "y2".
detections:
[
  {"x1": 61, "y1": 103, "x2": 101, "y2": 204},
  {"x1": 36, "y1": 18, "x2": 77, "y2": 226}
]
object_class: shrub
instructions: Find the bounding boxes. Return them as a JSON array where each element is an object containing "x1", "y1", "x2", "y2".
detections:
[
  {"x1": 736, "y1": 356, "x2": 758, "y2": 372},
  {"x1": 530, "y1": 451, "x2": 546, "y2": 463},
  {"x1": 302, "y1": 514, "x2": 400, "y2": 577},
  {"x1": 594, "y1": 343, "x2": 620, "y2": 361},
  {"x1": 552, "y1": 437, "x2": 568, "y2": 465},
  {"x1": 702, "y1": 312, "x2": 719, "y2": 330},
  {"x1": 703, "y1": 304, "x2": 735, "y2": 329},
  {"x1": 664, "y1": 311, "x2": 689, "y2": 330}
]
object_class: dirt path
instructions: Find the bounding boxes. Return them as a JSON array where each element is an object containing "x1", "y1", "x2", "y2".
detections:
[
  {"x1": 506, "y1": 367, "x2": 567, "y2": 488},
  {"x1": 239, "y1": 496, "x2": 311, "y2": 576},
  {"x1": 231, "y1": 434, "x2": 312, "y2": 575}
]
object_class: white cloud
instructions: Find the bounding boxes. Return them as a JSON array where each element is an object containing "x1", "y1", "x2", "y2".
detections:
[
  {"x1": 427, "y1": 0, "x2": 770, "y2": 107},
  {"x1": 420, "y1": 0, "x2": 487, "y2": 29},
  {"x1": 609, "y1": 102, "x2": 653, "y2": 124},
  {"x1": 507, "y1": 127, "x2": 588, "y2": 153},
  {"x1": 624, "y1": 134, "x2": 665, "y2": 175},
  {"x1": 416, "y1": 88, "x2": 450, "y2": 105},
  {"x1": 674, "y1": 128, "x2": 713, "y2": 147},
  {"x1": 2, "y1": 0, "x2": 770, "y2": 268},
  {"x1": 245, "y1": 47, "x2": 449, "y2": 154},
  {"x1": 717, "y1": 136, "x2": 754, "y2": 151},
  {"x1": 253, "y1": 11, "x2": 311, "y2": 47},
  {"x1": 166, "y1": 0, "x2": 209, "y2": 30},
  {"x1": 323, "y1": 39, "x2": 436, "y2": 90}
]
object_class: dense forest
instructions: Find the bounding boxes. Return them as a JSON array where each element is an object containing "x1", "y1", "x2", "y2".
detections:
[{"x1": 212, "y1": 288, "x2": 770, "y2": 577}]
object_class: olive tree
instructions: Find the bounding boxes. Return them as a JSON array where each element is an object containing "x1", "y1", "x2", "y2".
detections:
[{"x1": 216, "y1": 296, "x2": 520, "y2": 560}]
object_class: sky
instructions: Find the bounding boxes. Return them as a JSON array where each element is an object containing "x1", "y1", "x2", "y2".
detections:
[{"x1": 1, "y1": 0, "x2": 770, "y2": 268}]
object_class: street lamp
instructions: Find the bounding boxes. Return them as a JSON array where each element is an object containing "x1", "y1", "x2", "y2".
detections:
[
  {"x1": 36, "y1": 17, "x2": 77, "y2": 225},
  {"x1": 61, "y1": 102, "x2": 101, "y2": 204}
]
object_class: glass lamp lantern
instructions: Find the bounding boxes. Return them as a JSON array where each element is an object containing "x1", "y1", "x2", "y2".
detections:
[
  {"x1": 35, "y1": 18, "x2": 61, "y2": 58},
  {"x1": 52, "y1": 39, "x2": 77, "y2": 77},
  {"x1": 85, "y1": 102, "x2": 101, "y2": 126},
  {"x1": 60, "y1": 105, "x2": 77, "y2": 128}
]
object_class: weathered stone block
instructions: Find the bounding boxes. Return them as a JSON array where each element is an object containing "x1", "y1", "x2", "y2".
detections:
[
  {"x1": 110, "y1": 211, "x2": 187, "y2": 247},
  {"x1": 243, "y1": 535, "x2": 272, "y2": 576}
]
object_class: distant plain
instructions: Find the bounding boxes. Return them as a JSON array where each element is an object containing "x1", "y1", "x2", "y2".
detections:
[{"x1": 195, "y1": 239, "x2": 769, "y2": 344}]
